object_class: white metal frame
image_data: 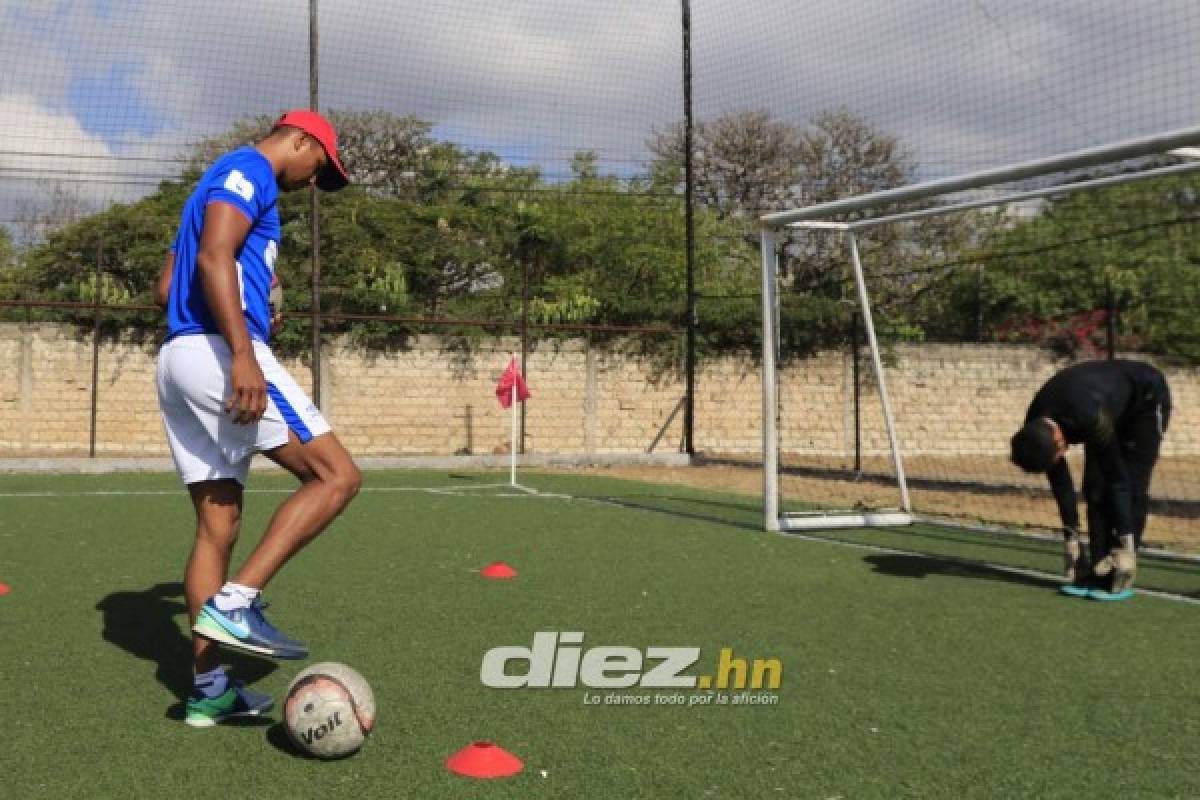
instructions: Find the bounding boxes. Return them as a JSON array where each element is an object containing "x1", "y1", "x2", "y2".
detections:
[{"x1": 759, "y1": 125, "x2": 1200, "y2": 533}]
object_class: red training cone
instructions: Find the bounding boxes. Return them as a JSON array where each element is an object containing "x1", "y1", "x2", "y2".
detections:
[
  {"x1": 480, "y1": 562, "x2": 518, "y2": 580},
  {"x1": 0, "y1": 582, "x2": 9, "y2": 596},
  {"x1": 445, "y1": 741, "x2": 524, "y2": 778}
]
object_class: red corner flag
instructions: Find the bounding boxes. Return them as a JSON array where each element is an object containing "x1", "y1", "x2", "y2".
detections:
[{"x1": 495, "y1": 357, "x2": 531, "y2": 409}]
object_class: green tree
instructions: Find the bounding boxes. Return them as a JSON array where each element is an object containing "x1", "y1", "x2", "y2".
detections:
[
  {"x1": 16, "y1": 111, "x2": 746, "y2": 361},
  {"x1": 924, "y1": 171, "x2": 1200, "y2": 362},
  {"x1": 0, "y1": 225, "x2": 19, "y2": 301},
  {"x1": 19, "y1": 179, "x2": 188, "y2": 334},
  {"x1": 649, "y1": 110, "x2": 804, "y2": 219},
  {"x1": 648, "y1": 108, "x2": 953, "y2": 356}
]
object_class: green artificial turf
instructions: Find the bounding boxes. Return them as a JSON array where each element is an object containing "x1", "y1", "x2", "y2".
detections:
[{"x1": 0, "y1": 469, "x2": 1197, "y2": 799}]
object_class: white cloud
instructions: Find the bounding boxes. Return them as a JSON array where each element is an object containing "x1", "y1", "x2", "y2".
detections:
[
  {"x1": 0, "y1": 0, "x2": 1198, "y2": 219},
  {"x1": 0, "y1": 95, "x2": 119, "y2": 231},
  {"x1": 689, "y1": 0, "x2": 1200, "y2": 174}
]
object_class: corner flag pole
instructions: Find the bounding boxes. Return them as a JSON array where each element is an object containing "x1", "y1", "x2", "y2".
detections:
[{"x1": 510, "y1": 353, "x2": 518, "y2": 487}]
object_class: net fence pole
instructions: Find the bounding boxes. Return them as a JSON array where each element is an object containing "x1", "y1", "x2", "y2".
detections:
[
  {"x1": 974, "y1": 265, "x2": 984, "y2": 343},
  {"x1": 89, "y1": 244, "x2": 102, "y2": 459},
  {"x1": 681, "y1": 0, "x2": 696, "y2": 457},
  {"x1": 1106, "y1": 278, "x2": 1116, "y2": 359},
  {"x1": 309, "y1": 0, "x2": 322, "y2": 407},
  {"x1": 851, "y1": 311, "x2": 862, "y2": 475},
  {"x1": 520, "y1": 261, "x2": 529, "y2": 456},
  {"x1": 760, "y1": 230, "x2": 780, "y2": 531},
  {"x1": 846, "y1": 232, "x2": 911, "y2": 512}
]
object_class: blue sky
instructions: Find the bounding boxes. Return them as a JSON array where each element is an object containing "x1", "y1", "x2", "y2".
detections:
[
  {"x1": 68, "y1": 60, "x2": 171, "y2": 142},
  {"x1": 2, "y1": 0, "x2": 1199, "y2": 225}
]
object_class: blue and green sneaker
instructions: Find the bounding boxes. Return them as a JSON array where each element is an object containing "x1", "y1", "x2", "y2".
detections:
[
  {"x1": 185, "y1": 682, "x2": 273, "y2": 728},
  {"x1": 192, "y1": 596, "x2": 307, "y2": 659},
  {"x1": 1087, "y1": 587, "x2": 1136, "y2": 602}
]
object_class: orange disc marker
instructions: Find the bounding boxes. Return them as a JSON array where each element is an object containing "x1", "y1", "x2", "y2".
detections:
[
  {"x1": 445, "y1": 741, "x2": 524, "y2": 778},
  {"x1": 480, "y1": 562, "x2": 518, "y2": 579}
]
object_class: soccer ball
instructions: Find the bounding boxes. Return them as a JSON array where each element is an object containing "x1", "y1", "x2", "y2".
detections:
[{"x1": 284, "y1": 662, "x2": 376, "y2": 759}]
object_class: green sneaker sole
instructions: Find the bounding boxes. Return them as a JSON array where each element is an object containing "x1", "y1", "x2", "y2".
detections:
[
  {"x1": 192, "y1": 614, "x2": 279, "y2": 658},
  {"x1": 185, "y1": 707, "x2": 269, "y2": 727},
  {"x1": 185, "y1": 688, "x2": 274, "y2": 728},
  {"x1": 1087, "y1": 588, "x2": 1136, "y2": 602}
]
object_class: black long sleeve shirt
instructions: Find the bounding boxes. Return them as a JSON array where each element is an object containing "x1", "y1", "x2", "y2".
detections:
[{"x1": 1023, "y1": 359, "x2": 1164, "y2": 535}]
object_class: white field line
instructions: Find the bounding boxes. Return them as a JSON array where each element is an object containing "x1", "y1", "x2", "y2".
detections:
[{"x1": 1, "y1": 484, "x2": 1195, "y2": 605}]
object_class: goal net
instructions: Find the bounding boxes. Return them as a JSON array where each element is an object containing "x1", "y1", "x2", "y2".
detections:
[{"x1": 759, "y1": 126, "x2": 1200, "y2": 550}]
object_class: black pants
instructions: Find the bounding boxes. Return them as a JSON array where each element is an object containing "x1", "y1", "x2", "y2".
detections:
[{"x1": 1083, "y1": 375, "x2": 1170, "y2": 562}]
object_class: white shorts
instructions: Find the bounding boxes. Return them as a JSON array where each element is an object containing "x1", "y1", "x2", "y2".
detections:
[{"x1": 156, "y1": 334, "x2": 331, "y2": 485}]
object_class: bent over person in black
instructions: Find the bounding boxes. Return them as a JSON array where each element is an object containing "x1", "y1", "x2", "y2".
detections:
[{"x1": 1010, "y1": 359, "x2": 1170, "y2": 597}]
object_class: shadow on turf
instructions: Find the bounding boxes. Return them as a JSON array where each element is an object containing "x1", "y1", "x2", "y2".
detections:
[
  {"x1": 95, "y1": 581, "x2": 278, "y2": 721},
  {"x1": 877, "y1": 525, "x2": 1200, "y2": 579},
  {"x1": 579, "y1": 493, "x2": 762, "y2": 532},
  {"x1": 864, "y1": 553, "x2": 1061, "y2": 591},
  {"x1": 266, "y1": 722, "x2": 309, "y2": 758},
  {"x1": 861, "y1": 547, "x2": 1200, "y2": 598}
]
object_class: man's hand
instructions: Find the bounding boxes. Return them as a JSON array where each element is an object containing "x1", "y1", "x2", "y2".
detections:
[
  {"x1": 269, "y1": 274, "x2": 284, "y2": 336},
  {"x1": 1110, "y1": 549, "x2": 1137, "y2": 592},
  {"x1": 1062, "y1": 527, "x2": 1089, "y2": 583},
  {"x1": 226, "y1": 350, "x2": 268, "y2": 424},
  {"x1": 1093, "y1": 535, "x2": 1137, "y2": 592},
  {"x1": 1110, "y1": 534, "x2": 1137, "y2": 593}
]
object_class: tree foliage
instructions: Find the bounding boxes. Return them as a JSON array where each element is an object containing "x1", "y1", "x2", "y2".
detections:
[
  {"x1": 8, "y1": 111, "x2": 723, "y2": 358},
  {"x1": 9, "y1": 108, "x2": 1196, "y2": 365},
  {"x1": 649, "y1": 109, "x2": 804, "y2": 220},
  {"x1": 0, "y1": 226, "x2": 18, "y2": 299},
  {"x1": 924, "y1": 171, "x2": 1200, "y2": 362},
  {"x1": 649, "y1": 107, "x2": 935, "y2": 354}
]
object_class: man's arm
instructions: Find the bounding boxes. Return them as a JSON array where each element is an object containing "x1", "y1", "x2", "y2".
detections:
[
  {"x1": 1046, "y1": 458, "x2": 1080, "y2": 531},
  {"x1": 1047, "y1": 458, "x2": 1092, "y2": 583},
  {"x1": 154, "y1": 251, "x2": 174, "y2": 309},
  {"x1": 196, "y1": 201, "x2": 266, "y2": 425}
]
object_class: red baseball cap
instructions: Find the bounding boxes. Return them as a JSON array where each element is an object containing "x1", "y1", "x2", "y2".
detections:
[{"x1": 273, "y1": 109, "x2": 349, "y2": 191}]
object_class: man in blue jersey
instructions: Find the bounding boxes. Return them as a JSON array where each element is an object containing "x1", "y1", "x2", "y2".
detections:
[{"x1": 154, "y1": 110, "x2": 361, "y2": 727}]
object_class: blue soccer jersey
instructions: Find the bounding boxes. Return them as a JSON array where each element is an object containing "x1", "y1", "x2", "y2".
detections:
[{"x1": 167, "y1": 147, "x2": 280, "y2": 343}]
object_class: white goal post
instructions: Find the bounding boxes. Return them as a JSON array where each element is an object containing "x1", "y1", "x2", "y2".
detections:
[{"x1": 759, "y1": 125, "x2": 1200, "y2": 534}]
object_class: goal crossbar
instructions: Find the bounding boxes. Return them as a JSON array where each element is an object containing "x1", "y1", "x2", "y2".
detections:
[
  {"x1": 761, "y1": 124, "x2": 1200, "y2": 228},
  {"x1": 759, "y1": 126, "x2": 1200, "y2": 534},
  {"x1": 791, "y1": 159, "x2": 1200, "y2": 233}
]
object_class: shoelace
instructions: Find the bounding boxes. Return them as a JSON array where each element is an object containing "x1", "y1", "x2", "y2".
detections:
[{"x1": 248, "y1": 597, "x2": 297, "y2": 643}]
